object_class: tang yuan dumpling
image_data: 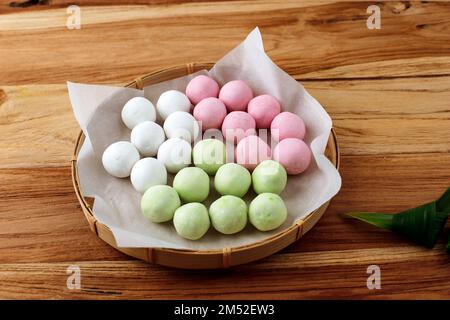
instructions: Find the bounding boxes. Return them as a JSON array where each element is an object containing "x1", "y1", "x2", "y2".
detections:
[
  {"x1": 221, "y1": 111, "x2": 256, "y2": 144},
  {"x1": 192, "y1": 139, "x2": 226, "y2": 175},
  {"x1": 157, "y1": 138, "x2": 192, "y2": 174},
  {"x1": 249, "y1": 193, "x2": 287, "y2": 231},
  {"x1": 121, "y1": 97, "x2": 156, "y2": 130},
  {"x1": 141, "y1": 185, "x2": 180, "y2": 223},
  {"x1": 186, "y1": 75, "x2": 220, "y2": 105},
  {"x1": 130, "y1": 121, "x2": 165, "y2": 157},
  {"x1": 102, "y1": 141, "x2": 140, "y2": 178},
  {"x1": 163, "y1": 111, "x2": 199, "y2": 143},
  {"x1": 273, "y1": 138, "x2": 312, "y2": 175},
  {"x1": 193, "y1": 97, "x2": 227, "y2": 131},
  {"x1": 156, "y1": 90, "x2": 191, "y2": 120},
  {"x1": 235, "y1": 135, "x2": 271, "y2": 171},
  {"x1": 270, "y1": 112, "x2": 306, "y2": 141},
  {"x1": 130, "y1": 158, "x2": 167, "y2": 194},
  {"x1": 252, "y1": 160, "x2": 287, "y2": 194},
  {"x1": 173, "y1": 167, "x2": 210, "y2": 203},
  {"x1": 247, "y1": 95, "x2": 281, "y2": 129},
  {"x1": 214, "y1": 163, "x2": 251, "y2": 197},
  {"x1": 209, "y1": 195, "x2": 247, "y2": 235},
  {"x1": 219, "y1": 80, "x2": 253, "y2": 112},
  {"x1": 173, "y1": 203, "x2": 210, "y2": 240}
]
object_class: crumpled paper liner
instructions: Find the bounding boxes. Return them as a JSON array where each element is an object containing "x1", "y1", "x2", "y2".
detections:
[{"x1": 68, "y1": 27, "x2": 341, "y2": 250}]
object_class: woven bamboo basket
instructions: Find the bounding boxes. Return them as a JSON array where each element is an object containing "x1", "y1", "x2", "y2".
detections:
[{"x1": 71, "y1": 63, "x2": 340, "y2": 269}]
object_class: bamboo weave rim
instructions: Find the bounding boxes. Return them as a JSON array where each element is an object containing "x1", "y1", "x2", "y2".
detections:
[{"x1": 71, "y1": 63, "x2": 340, "y2": 269}]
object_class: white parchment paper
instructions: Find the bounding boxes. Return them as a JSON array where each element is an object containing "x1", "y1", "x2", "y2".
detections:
[{"x1": 68, "y1": 28, "x2": 342, "y2": 250}]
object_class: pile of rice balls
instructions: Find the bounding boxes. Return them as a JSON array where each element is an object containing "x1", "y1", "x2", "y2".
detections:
[{"x1": 101, "y1": 75, "x2": 312, "y2": 240}]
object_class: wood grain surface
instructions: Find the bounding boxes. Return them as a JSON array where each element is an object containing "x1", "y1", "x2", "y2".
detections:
[{"x1": 0, "y1": 0, "x2": 449, "y2": 299}]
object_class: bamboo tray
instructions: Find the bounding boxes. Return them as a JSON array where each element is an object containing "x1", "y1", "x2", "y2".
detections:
[{"x1": 71, "y1": 63, "x2": 340, "y2": 269}]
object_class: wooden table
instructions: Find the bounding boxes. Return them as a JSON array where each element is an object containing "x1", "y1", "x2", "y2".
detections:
[{"x1": 1, "y1": 0, "x2": 449, "y2": 299}]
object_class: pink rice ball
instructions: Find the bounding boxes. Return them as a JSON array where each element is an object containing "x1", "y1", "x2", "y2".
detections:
[
  {"x1": 221, "y1": 111, "x2": 256, "y2": 144},
  {"x1": 236, "y1": 135, "x2": 272, "y2": 171},
  {"x1": 193, "y1": 97, "x2": 227, "y2": 131},
  {"x1": 271, "y1": 111, "x2": 306, "y2": 141},
  {"x1": 186, "y1": 75, "x2": 220, "y2": 105},
  {"x1": 219, "y1": 80, "x2": 253, "y2": 112},
  {"x1": 273, "y1": 138, "x2": 312, "y2": 175},
  {"x1": 248, "y1": 95, "x2": 281, "y2": 129}
]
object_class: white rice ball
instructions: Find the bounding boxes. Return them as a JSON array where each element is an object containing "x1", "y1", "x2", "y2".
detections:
[
  {"x1": 156, "y1": 90, "x2": 191, "y2": 120},
  {"x1": 157, "y1": 138, "x2": 192, "y2": 173},
  {"x1": 130, "y1": 158, "x2": 167, "y2": 193},
  {"x1": 121, "y1": 97, "x2": 156, "y2": 130},
  {"x1": 163, "y1": 111, "x2": 199, "y2": 143},
  {"x1": 102, "y1": 141, "x2": 140, "y2": 178},
  {"x1": 130, "y1": 121, "x2": 165, "y2": 157}
]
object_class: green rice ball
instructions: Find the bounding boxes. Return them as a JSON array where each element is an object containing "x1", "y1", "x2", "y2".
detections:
[
  {"x1": 214, "y1": 163, "x2": 251, "y2": 197},
  {"x1": 141, "y1": 185, "x2": 181, "y2": 223},
  {"x1": 173, "y1": 167, "x2": 210, "y2": 203},
  {"x1": 252, "y1": 160, "x2": 287, "y2": 194},
  {"x1": 173, "y1": 203, "x2": 210, "y2": 240},
  {"x1": 209, "y1": 195, "x2": 247, "y2": 234},
  {"x1": 249, "y1": 193, "x2": 287, "y2": 231},
  {"x1": 193, "y1": 139, "x2": 226, "y2": 175}
]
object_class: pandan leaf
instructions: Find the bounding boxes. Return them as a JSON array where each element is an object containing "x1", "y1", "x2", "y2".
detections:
[
  {"x1": 392, "y1": 202, "x2": 448, "y2": 248},
  {"x1": 345, "y1": 187, "x2": 450, "y2": 248},
  {"x1": 436, "y1": 187, "x2": 450, "y2": 213},
  {"x1": 345, "y1": 212, "x2": 393, "y2": 230}
]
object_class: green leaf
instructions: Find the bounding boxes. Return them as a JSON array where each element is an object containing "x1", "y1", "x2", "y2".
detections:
[
  {"x1": 392, "y1": 202, "x2": 448, "y2": 248},
  {"x1": 436, "y1": 187, "x2": 450, "y2": 213},
  {"x1": 345, "y1": 212, "x2": 393, "y2": 230},
  {"x1": 345, "y1": 187, "x2": 450, "y2": 248}
]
